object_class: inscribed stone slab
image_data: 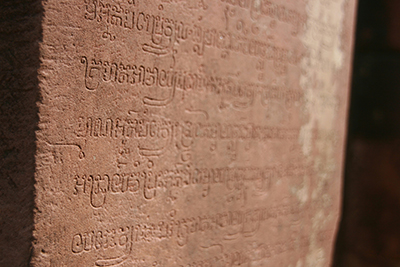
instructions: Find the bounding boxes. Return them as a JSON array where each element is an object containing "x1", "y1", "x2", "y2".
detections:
[{"x1": 32, "y1": 0, "x2": 357, "y2": 266}]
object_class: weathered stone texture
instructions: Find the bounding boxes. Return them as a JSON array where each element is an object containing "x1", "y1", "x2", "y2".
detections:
[{"x1": 2, "y1": 0, "x2": 357, "y2": 266}]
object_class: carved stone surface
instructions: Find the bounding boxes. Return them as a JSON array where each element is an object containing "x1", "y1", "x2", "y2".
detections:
[{"x1": 31, "y1": 0, "x2": 357, "y2": 266}]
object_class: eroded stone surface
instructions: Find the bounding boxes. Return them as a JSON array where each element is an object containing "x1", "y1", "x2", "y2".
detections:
[{"x1": 32, "y1": 0, "x2": 356, "y2": 266}]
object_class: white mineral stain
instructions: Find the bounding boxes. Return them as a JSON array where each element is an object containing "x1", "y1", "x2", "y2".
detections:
[
  {"x1": 298, "y1": 0, "x2": 346, "y2": 265},
  {"x1": 291, "y1": 175, "x2": 309, "y2": 205},
  {"x1": 299, "y1": 0, "x2": 345, "y2": 156},
  {"x1": 296, "y1": 259, "x2": 303, "y2": 267}
]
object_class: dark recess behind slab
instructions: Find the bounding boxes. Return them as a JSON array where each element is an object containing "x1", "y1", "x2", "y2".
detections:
[
  {"x1": 0, "y1": 1, "x2": 42, "y2": 266},
  {"x1": 334, "y1": 0, "x2": 400, "y2": 266}
]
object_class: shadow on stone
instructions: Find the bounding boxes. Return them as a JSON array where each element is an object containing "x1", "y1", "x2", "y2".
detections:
[{"x1": 0, "y1": 1, "x2": 42, "y2": 266}]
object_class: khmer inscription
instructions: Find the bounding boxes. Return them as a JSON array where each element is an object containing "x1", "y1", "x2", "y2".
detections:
[
  {"x1": 76, "y1": 116, "x2": 300, "y2": 141},
  {"x1": 73, "y1": 163, "x2": 312, "y2": 208},
  {"x1": 71, "y1": 203, "x2": 303, "y2": 253},
  {"x1": 31, "y1": 0, "x2": 356, "y2": 266},
  {"x1": 83, "y1": 0, "x2": 303, "y2": 68},
  {"x1": 81, "y1": 56, "x2": 303, "y2": 109}
]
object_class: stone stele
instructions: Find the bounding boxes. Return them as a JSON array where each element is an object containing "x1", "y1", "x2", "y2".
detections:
[{"x1": 28, "y1": 0, "x2": 357, "y2": 266}]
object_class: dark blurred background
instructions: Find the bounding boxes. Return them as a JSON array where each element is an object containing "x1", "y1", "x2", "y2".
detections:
[{"x1": 334, "y1": 0, "x2": 400, "y2": 266}]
